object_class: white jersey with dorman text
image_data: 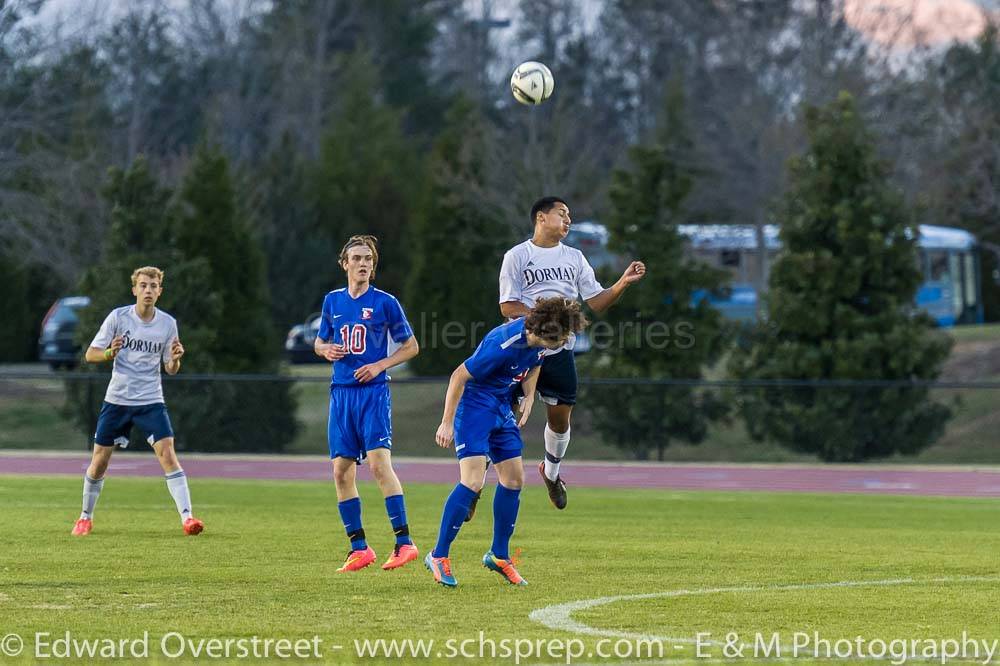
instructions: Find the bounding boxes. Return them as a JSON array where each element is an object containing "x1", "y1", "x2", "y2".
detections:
[
  {"x1": 498, "y1": 240, "x2": 604, "y2": 351},
  {"x1": 90, "y1": 306, "x2": 179, "y2": 406}
]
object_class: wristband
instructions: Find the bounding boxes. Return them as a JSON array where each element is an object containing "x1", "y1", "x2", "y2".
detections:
[{"x1": 104, "y1": 348, "x2": 114, "y2": 360}]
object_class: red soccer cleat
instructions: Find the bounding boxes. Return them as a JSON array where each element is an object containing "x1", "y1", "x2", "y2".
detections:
[
  {"x1": 71, "y1": 518, "x2": 92, "y2": 536},
  {"x1": 382, "y1": 543, "x2": 419, "y2": 570},
  {"x1": 183, "y1": 517, "x2": 204, "y2": 536},
  {"x1": 337, "y1": 546, "x2": 376, "y2": 573}
]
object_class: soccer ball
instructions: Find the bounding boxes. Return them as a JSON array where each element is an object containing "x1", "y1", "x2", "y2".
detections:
[{"x1": 510, "y1": 61, "x2": 554, "y2": 105}]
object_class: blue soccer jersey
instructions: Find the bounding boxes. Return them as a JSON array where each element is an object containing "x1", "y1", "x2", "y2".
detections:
[
  {"x1": 464, "y1": 319, "x2": 546, "y2": 401},
  {"x1": 451, "y1": 318, "x2": 545, "y2": 463},
  {"x1": 317, "y1": 286, "x2": 413, "y2": 387}
]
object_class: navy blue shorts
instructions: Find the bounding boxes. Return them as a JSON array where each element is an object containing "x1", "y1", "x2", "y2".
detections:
[
  {"x1": 328, "y1": 382, "x2": 393, "y2": 463},
  {"x1": 454, "y1": 391, "x2": 523, "y2": 464},
  {"x1": 94, "y1": 402, "x2": 174, "y2": 448},
  {"x1": 514, "y1": 347, "x2": 577, "y2": 406}
]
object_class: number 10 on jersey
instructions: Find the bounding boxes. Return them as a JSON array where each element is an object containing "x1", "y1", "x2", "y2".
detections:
[{"x1": 339, "y1": 324, "x2": 367, "y2": 354}]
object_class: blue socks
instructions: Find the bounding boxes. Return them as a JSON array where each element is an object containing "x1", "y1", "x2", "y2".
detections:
[
  {"x1": 491, "y1": 483, "x2": 521, "y2": 560},
  {"x1": 337, "y1": 497, "x2": 366, "y2": 551},
  {"x1": 384, "y1": 494, "x2": 412, "y2": 546},
  {"x1": 339, "y1": 495, "x2": 413, "y2": 551},
  {"x1": 432, "y1": 483, "x2": 478, "y2": 558}
]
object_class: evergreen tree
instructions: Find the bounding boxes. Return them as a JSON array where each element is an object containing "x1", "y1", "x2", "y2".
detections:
[
  {"x1": 256, "y1": 133, "x2": 330, "y2": 328},
  {"x1": 406, "y1": 96, "x2": 516, "y2": 374},
  {"x1": 170, "y1": 143, "x2": 297, "y2": 451},
  {"x1": 581, "y1": 82, "x2": 729, "y2": 460},
  {"x1": 312, "y1": 49, "x2": 421, "y2": 297},
  {"x1": 730, "y1": 92, "x2": 952, "y2": 462}
]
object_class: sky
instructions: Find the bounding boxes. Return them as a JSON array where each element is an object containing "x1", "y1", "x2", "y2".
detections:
[
  {"x1": 844, "y1": 0, "x2": 997, "y2": 48},
  {"x1": 27, "y1": 0, "x2": 999, "y2": 52}
]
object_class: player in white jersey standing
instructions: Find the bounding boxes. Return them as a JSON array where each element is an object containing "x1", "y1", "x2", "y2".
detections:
[
  {"x1": 71, "y1": 266, "x2": 204, "y2": 537},
  {"x1": 467, "y1": 196, "x2": 645, "y2": 517}
]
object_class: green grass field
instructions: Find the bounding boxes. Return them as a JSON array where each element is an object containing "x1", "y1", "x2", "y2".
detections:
[{"x1": 1, "y1": 475, "x2": 997, "y2": 664}]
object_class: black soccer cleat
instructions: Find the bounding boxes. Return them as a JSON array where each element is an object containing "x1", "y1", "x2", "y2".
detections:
[
  {"x1": 464, "y1": 489, "x2": 482, "y2": 523},
  {"x1": 538, "y1": 461, "x2": 567, "y2": 510}
]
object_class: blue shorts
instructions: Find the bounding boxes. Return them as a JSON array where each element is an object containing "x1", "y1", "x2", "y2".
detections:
[
  {"x1": 94, "y1": 402, "x2": 174, "y2": 448},
  {"x1": 328, "y1": 382, "x2": 393, "y2": 463},
  {"x1": 454, "y1": 391, "x2": 523, "y2": 464}
]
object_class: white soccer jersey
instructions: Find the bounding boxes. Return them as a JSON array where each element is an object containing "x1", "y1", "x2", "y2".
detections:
[
  {"x1": 90, "y1": 306, "x2": 179, "y2": 406},
  {"x1": 498, "y1": 240, "x2": 604, "y2": 351}
]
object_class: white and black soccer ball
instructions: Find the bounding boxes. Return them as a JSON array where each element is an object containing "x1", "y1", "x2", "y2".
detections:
[{"x1": 510, "y1": 61, "x2": 554, "y2": 105}]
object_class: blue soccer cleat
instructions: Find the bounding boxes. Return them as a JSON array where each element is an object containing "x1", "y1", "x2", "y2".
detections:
[
  {"x1": 424, "y1": 553, "x2": 457, "y2": 587},
  {"x1": 483, "y1": 551, "x2": 527, "y2": 586}
]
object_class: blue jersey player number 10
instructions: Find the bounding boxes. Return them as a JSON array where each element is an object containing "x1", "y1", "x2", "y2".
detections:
[{"x1": 314, "y1": 235, "x2": 422, "y2": 574}]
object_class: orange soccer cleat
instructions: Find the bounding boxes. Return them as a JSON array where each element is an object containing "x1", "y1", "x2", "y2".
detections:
[
  {"x1": 71, "y1": 518, "x2": 92, "y2": 536},
  {"x1": 381, "y1": 543, "x2": 419, "y2": 570},
  {"x1": 183, "y1": 517, "x2": 204, "y2": 536},
  {"x1": 482, "y1": 551, "x2": 527, "y2": 586},
  {"x1": 337, "y1": 546, "x2": 376, "y2": 573}
]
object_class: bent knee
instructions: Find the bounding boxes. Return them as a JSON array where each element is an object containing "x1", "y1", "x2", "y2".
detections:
[
  {"x1": 501, "y1": 478, "x2": 523, "y2": 491},
  {"x1": 368, "y1": 461, "x2": 395, "y2": 481},
  {"x1": 462, "y1": 477, "x2": 485, "y2": 494}
]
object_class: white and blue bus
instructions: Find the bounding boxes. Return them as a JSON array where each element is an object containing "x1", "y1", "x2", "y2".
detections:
[
  {"x1": 678, "y1": 224, "x2": 983, "y2": 326},
  {"x1": 565, "y1": 222, "x2": 983, "y2": 327}
]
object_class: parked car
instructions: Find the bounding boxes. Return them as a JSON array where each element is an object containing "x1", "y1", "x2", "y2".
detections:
[
  {"x1": 38, "y1": 296, "x2": 91, "y2": 369},
  {"x1": 285, "y1": 312, "x2": 323, "y2": 364}
]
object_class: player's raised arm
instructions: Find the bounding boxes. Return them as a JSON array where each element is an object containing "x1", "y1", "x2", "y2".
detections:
[
  {"x1": 498, "y1": 248, "x2": 532, "y2": 319},
  {"x1": 435, "y1": 363, "x2": 473, "y2": 448},
  {"x1": 584, "y1": 260, "x2": 647, "y2": 313},
  {"x1": 164, "y1": 338, "x2": 184, "y2": 375},
  {"x1": 86, "y1": 311, "x2": 123, "y2": 363},
  {"x1": 86, "y1": 337, "x2": 123, "y2": 363}
]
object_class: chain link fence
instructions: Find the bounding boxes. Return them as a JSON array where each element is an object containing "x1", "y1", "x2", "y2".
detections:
[{"x1": 0, "y1": 369, "x2": 996, "y2": 464}]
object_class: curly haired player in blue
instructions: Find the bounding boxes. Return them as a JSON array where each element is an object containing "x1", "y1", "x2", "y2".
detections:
[
  {"x1": 425, "y1": 297, "x2": 588, "y2": 587},
  {"x1": 314, "y1": 235, "x2": 421, "y2": 573}
]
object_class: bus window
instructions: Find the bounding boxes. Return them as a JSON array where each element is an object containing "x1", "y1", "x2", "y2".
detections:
[
  {"x1": 949, "y1": 252, "x2": 962, "y2": 317},
  {"x1": 721, "y1": 249, "x2": 740, "y2": 267},
  {"x1": 928, "y1": 250, "x2": 949, "y2": 282},
  {"x1": 964, "y1": 252, "x2": 977, "y2": 307}
]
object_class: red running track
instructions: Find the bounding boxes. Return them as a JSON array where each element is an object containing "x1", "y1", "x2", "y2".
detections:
[{"x1": 2, "y1": 451, "x2": 999, "y2": 498}]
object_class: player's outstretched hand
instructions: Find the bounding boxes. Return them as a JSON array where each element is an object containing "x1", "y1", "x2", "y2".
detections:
[
  {"x1": 170, "y1": 338, "x2": 185, "y2": 360},
  {"x1": 435, "y1": 422, "x2": 454, "y2": 448},
  {"x1": 354, "y1": 362, "x2": 384, "y2": 384},
  {"x1": 517, "y1": 397, "x2": 534, "y2": 428},
  {"x1": 320, "y1": 343, "x2": 347, "y2": 362},
  {"x1": 622, "y1": 260, "x2": 646, "y2": 284}
]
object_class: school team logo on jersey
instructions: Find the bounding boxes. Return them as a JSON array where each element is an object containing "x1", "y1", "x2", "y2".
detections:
[
  {"x1": 361, "y1": 308, "x2": 374, "y2": 320},
  {"x1": 523, "y1": 265, "x2": 576, "y2": 287},
  {"x1": 120, "y1": 330, "x2": 164, "y2": 355}
]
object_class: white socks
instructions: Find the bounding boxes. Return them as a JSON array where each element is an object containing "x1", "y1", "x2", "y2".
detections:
[
  {"x1": 165, "y1": 469, "x2": 192, "y2": 522},
  {"x1": 80, "y1": 475, "x2": 104, "y2": 519},
  {"x1": 543, "y1": 424, "x2": 571, "y2": 482}
]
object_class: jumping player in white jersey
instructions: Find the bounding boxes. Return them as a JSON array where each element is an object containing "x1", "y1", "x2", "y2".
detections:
[
  {"x1": 71, "y1": 266, "x2": 204, "y2": 537},
  {"x1": 467, "y1": 196, "x2": 645, "y2": 517}
]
